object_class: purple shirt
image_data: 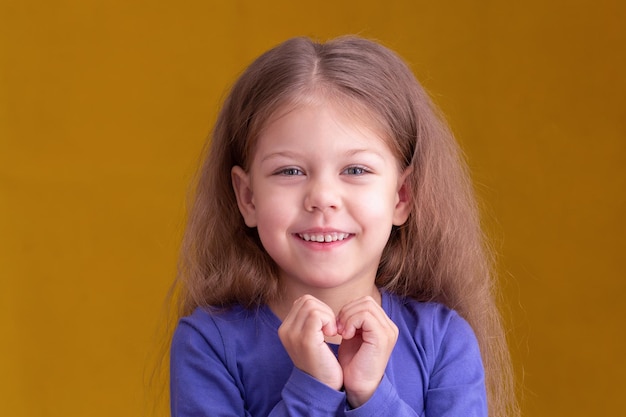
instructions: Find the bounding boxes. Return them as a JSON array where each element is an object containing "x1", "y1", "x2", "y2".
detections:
[{"x1": 170, "y1": 291, "x2": 487, "y2": 416}]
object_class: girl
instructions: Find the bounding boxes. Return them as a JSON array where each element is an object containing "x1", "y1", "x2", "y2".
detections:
[{"x1": 170, "y1": 36, "x2": 518, "y2": 416}]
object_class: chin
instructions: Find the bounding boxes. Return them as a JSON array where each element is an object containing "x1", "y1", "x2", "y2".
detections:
[{"x1": 295, "y1": 272, "x2": 358, "y2": 290}]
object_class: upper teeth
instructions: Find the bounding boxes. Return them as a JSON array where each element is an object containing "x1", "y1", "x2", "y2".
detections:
[{"x1": 299, "y1": 233, "x2": 350, "y2": 242}]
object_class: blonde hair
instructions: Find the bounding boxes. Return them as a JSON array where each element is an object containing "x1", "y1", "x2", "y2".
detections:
[{"x1": 174, "y1": 36, "x2": 519, "y2": 417}]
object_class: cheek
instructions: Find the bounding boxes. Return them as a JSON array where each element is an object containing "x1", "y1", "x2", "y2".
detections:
[
  {"x1": 254, "y1": 206, "x2": 295, "y2": 266},
  {"x1": 254, "y1": 192, "x2": 297, "y2": 237},
  {"x1": 354, "y1": 185, "x2": 398, "y2": 220}
]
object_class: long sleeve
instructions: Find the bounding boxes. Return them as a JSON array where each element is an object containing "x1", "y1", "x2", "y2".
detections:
[
  {"x1": 422, "y1": 309, "x2": 487, "y2": 417},
  {"x1": 171, "y1": 312, "x2": 408, "y2": 417},
  {"x1": 269, "y1": 369, "x2": 346, "y2": 415},
  {"x1": 170, "y1": 319, "x2": 250, "y2": 417},
  {"x1": 170, "y1": 307, "x2": 347, "y2": 417},
  {"x1": 344, "y1": 375, "x2": 418, "y2": 417},
  {"x1": 364, "y1": 298, "x2": 487, "y2": 417},
  {"x1": 170, "y1": 298, "x2": 487, "y2": 417}
]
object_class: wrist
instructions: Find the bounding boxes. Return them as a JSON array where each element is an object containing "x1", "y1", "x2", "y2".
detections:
[{"x1": 345, "y1": 387, "x2": 375, "y2": 408}]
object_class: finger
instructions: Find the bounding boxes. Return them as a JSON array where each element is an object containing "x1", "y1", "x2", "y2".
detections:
[
  {"x1": 338, "y1": 297, "x2": 396, "y2": 340},
  {"x1": 282, "y1": 295, "x2": 337, "y2": 340},
  {"x1": 301, "y1": 306, "x2": 337, "y2": 339}
]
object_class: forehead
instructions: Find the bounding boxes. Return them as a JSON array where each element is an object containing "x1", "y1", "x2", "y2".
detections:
[
  {"x1": 262, "y1": 93, "x2": 393, "y2": 145},
  {"x1": 261, "y1": 101, "x2": 385, "y2": 147}
]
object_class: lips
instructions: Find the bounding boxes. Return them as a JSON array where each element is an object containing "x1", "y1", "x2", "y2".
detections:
[{"x1": 297, "y1": 232, "x2": 351, "y2": 242}]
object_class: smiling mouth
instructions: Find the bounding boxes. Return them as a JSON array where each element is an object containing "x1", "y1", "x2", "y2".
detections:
[{"x1": 298, "y1": 232, "x2": 351, "y2": 242}]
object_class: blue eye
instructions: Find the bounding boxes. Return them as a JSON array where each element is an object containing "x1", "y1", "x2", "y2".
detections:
[
  {"x1": 277, "y1": 168, "x2": 304, "y2": 176},
  {"x1": 343, "y1": 166, "x2": 368, "y2": 175}
]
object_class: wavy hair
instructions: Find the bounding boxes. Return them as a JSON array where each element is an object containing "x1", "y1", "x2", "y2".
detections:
[{"x1": 174, "y1": 36, "x2": 519, "y2": 417}]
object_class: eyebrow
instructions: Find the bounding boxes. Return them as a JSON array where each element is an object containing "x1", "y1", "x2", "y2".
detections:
[
  {"x1": 344, "y1": 148, "x2": 385, "y2": 159},
  {"x1": 260, "y1": 151, "x2": 301, "y2": 163},
  {"x1": 260, "y1": 148, "x2": 385, "y2": 163}
]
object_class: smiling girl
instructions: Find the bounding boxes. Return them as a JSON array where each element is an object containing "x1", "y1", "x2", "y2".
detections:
[{"x1": 169, "y1": 36, "x2": 518, "y2": 417}]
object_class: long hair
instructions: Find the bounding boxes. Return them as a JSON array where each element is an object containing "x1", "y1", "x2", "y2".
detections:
[{"x1": 174, "y1": 36, "x2": 519, "y2": 417}]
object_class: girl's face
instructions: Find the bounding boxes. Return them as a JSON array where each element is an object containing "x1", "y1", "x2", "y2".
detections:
[{"x1": 232, "y1": 99, "x2": 411, "y2": 297}]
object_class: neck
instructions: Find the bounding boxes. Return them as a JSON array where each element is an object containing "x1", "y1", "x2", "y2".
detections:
[{"x1": 269, "y1": 282, "x2": 381, "y2": 321}]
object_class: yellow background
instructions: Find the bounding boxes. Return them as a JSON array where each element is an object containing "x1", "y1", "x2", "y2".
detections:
[{"x1": 1, "y1": 1, "x2": 624, "y2": 416}]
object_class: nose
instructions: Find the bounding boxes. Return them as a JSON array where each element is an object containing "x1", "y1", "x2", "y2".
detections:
[{"x1": 303, "y1": 175, "x2": 341, "y2": 213}]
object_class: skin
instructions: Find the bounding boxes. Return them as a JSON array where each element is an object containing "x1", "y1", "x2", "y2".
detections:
[{"x1": 231, "y1": 98, "x2": 410, "y2": 407}]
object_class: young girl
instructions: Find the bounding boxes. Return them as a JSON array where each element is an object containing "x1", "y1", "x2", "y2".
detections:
[{"x1": 170, "y1": 36, "x2": 518, "y2": 416}]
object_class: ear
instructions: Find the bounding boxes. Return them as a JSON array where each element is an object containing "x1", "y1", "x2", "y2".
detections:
[
  {"x1": 392, "y1": 169, "x2": 412, "y2": 226},
  {"x1": 231, "y1": 166, "x2": 257, "y2": 227}
]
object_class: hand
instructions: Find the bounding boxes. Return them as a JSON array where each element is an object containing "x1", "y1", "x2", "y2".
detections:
[
  {"x1": 337, "y1": 296, "x2": 398, "y2": 408},
  {"x1": 277, "y1": 295, "x2": 343, "y2": 390}
]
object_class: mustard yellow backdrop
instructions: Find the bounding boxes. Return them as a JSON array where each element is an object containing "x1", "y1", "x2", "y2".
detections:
[{"x1": 1, "y1": 1, "x2": 624, "y2": 416}]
